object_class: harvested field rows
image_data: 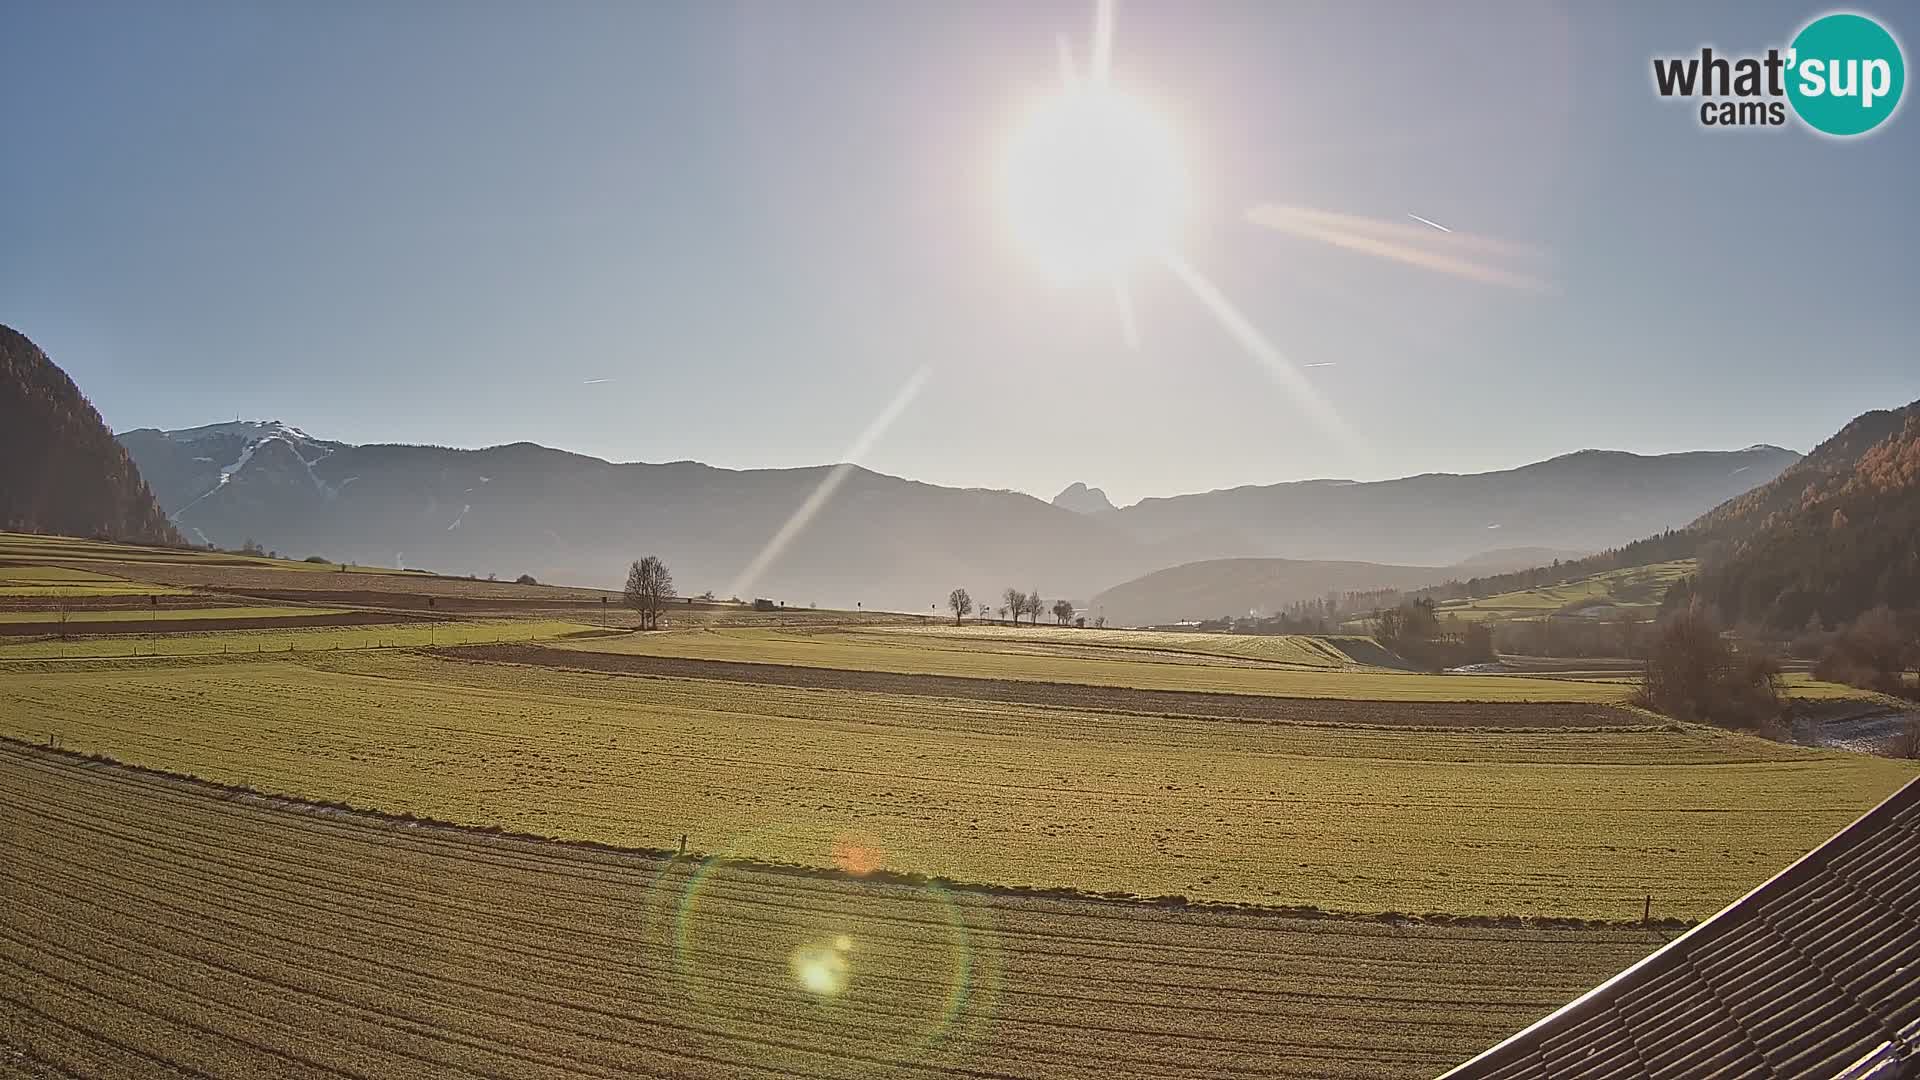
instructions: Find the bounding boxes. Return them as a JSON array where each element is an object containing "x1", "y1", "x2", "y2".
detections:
[
  {"x1": 449, "y1": 644, "x2": 1643, "y2": 728},
  {"x1": 0, "y1": 742, "x2": 1667, "y2": 1079},
  {"x1": 564, "y1": 628, "x2": 1631, "y2": 702},
  {"x1": 2, "y1": 650, "x2": 1909, "y2": 918}
]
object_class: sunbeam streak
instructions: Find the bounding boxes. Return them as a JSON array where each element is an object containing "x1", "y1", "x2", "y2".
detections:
[
  {"x1": 1112, "y1": 277, "x2": 1139, "y2": 349},
  {"x1": 726, "y1": 365, "x2": 933, "y2": 601},
  {"x1": 1161, "y1": 253, "x2": 1362, "y2": 452},
  {"x1": 1254, "y1": 204, "x2": 1540, "y2": 259},
  {"x1": 1090, "y1": 0, "x2": 1114, "y2": 85},
  {"x1": 1247, "y1": 204, "x2": 1550, "y2": 291}
]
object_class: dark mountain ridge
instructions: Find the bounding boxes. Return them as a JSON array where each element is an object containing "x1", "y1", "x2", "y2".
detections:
[{"x1": 0, "y1": 325, "x2": 177, "y2": 545}]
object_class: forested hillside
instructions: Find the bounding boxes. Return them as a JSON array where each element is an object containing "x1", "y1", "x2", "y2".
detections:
[
  {"x1": 0, "y1": 325, "x2": 178, "y2": 545},
  {"x1": 1694, "y1": 407, "x2": 1920, "y2": 627},
  {"x1": 1420, "y1": 400, "x2": 1920, "y2": 630}
]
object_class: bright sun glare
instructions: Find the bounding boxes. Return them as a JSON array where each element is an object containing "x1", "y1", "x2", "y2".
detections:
[{"x1": 999, "y1": 86, "x2": 1188, "y2": 285}]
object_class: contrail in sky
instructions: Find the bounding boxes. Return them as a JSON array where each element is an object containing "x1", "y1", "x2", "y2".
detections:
[
  {"x1": 582, "y1": 378, "x2": 614, "y2": 385},
  {"x1": 1407, "y1": 212, "x2": 1452, "y2": 233},
  {"x1": 1304, "y1": 362, "x2": 1338, "y2": 368}
]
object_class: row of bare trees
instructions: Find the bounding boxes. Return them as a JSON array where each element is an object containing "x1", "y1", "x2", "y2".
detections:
[{"x1": 944, "y1": 587, "x2": 1076, "y2": 626}]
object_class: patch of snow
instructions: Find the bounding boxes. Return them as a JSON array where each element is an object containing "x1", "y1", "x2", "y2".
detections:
[
  {"x1": 478, "y1": 477, "x2": 491, "y2": 484},
  {"x1": 1730, "y1": 465, "x2": 1750, "y2": 475},
  {"x1": 1485, "y1": 523, "x2": 1502, "y2": 529},
  {"x1": 220, "y1": 438, "x2": 261, "y2": 482},
  {"x1": 191, "y1": 456, "x2": 215, "y2": 463}
]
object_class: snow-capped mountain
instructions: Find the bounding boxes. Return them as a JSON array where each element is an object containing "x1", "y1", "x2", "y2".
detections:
[{"x1": 114, "y1": 421, "x2": 348, "y2": 541}]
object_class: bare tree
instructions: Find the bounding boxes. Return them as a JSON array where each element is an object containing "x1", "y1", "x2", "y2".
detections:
[
  {"x1": 1003, "y1": 587, "x2": 1024, "y2": 627},
  {"x1": 1052, "y1": 598, "x2": 1075, "y2": 625},
  {"x1": 624, "y1": 556, "x2": 676, "y2": 630},
  {"x1": 1634, "y1": 602, "x2": 1782, "y2": 729},
  {"x1": 947, "y1": 588, "x2": 973, "y2": 626},
  {"x1": 1889, "y1": 716, "x2": 1920, "y2": 760},
  {"x1": 1025, "y1": 589, "x2": 1043, "y2": 626}
]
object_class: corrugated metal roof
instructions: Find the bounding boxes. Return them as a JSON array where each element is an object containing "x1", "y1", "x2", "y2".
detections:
[{"x1": 1438, "y1": 777, "x2": 1920, "y2": 1080}]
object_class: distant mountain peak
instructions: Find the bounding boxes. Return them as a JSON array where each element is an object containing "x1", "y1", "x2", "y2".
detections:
[{"x1": 1052, "y1": 482, "x2": 1117, "y2": 515}]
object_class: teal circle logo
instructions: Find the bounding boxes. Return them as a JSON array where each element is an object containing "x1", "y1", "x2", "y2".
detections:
[{"x1": 1787, "y1": 12, "x2": 1905, "y2": 136}]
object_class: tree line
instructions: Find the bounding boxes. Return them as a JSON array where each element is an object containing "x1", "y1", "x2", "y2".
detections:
[{"x1": 946, "y1": 587, "x2": 1088, "y2": 627}]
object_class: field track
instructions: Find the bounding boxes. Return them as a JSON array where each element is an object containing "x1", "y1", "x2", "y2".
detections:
[
  {"x1": 0, "y1": 741, "x2": 1668, "y2": 1079},
  {"x1": 442, "y1": 644, "x2": 1644, "y2": 728}
]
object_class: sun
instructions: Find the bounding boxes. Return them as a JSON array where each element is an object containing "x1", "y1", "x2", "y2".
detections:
[{"x1": 998, "y1": 85, "x2": 1189, "y2": 285}]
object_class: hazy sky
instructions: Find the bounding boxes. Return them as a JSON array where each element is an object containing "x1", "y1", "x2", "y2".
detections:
[{"x1": 4, "y1": 0, "x2": 1916, "y2": 505}]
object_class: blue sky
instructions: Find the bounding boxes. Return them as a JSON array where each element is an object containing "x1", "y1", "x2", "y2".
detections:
[{"x1": 3, "y1": 0, "x2": 1915, "y2": 505}]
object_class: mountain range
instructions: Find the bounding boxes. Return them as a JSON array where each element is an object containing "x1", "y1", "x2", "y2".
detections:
[{"x1": 116, "y1": 416, "x2": 1798, "y2": 613}]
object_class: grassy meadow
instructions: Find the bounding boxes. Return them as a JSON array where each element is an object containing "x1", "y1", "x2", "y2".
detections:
[
  {"x1": 3, "y1": 648, "x2": 1910, "y2": 920},
  {"x1": 1429, "y1": 560, "x2": 1697, "y2": 624}
]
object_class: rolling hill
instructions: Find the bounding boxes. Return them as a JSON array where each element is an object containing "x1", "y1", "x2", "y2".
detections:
[
  {"x1": 1090, "y1": 557, "x2": 1460, "y2": 626},
  {"x1": 0, "y1": 325, "x2": 178, "y2": 546},
  {"x1": 1418, "y1": 399, "x2": 1920, "y2": 631},
  {"x1": 1104, "y1": 446, "x2": 1799, "y2": 566}
]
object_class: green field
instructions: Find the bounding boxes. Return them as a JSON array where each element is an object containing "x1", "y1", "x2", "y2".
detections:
[
  {"x1": 1430, "y1": 560, "x2": 1696, "y2": 624},
  {"x1": 0, "y1": 604, "x2": 347, "y2": 624},
  {"x1": 3, "y1": 648, "x2": 1908, "y2": 920},
  {"x1": 558, "y1": 625, "x2": 1636, "y2": 702},
  {"x1": 886, "y1": 623, "x2": 1404, "y2": 666},
  {"x1": 0, "y1": 531, "x2": 397, "y2": 574},
  {"x1": 0, "y1": 619, "x2": 592, "y2": 659},
  {"x1": 0, "y1": 563, "x2": 192, "y2": 598}
]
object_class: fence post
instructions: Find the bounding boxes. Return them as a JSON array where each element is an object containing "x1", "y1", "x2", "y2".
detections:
[{"x1": 1643, "y1": 894, "x2": 1651, "y2": 924}]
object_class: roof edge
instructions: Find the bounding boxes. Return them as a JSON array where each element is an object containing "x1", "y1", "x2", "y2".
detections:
[{"x1": 1435, "y1": 775, "x2": 1920, "y2": 1079}]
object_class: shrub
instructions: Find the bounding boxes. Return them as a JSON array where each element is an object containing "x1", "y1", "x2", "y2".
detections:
[
  {"x1": 303, "y1": 555, "x2": 330, "y2": 564},
  {"x1": 514, "y1": 573, "x2": 538, "y2": 586},
  {"x1": 1813, "y1": 606, "x2": 1913, "y2": 693},
  {"x1": 1633, "y1": 603, "x2": 1783, "y2": 730}
]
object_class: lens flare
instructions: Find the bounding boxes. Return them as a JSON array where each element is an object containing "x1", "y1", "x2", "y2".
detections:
[
  {"x1": 641, "y1": 840, "x2": 1002, "y2": 1071},
  {"x1": 791, "y1": 941, "x2": 850, "y2": 997},
  {"x1": 726, "y1": 365, "x2": 931, "y2": 600},
  {"x1": 832, "y1": 832, "x2": 885, "y2": 876}
]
